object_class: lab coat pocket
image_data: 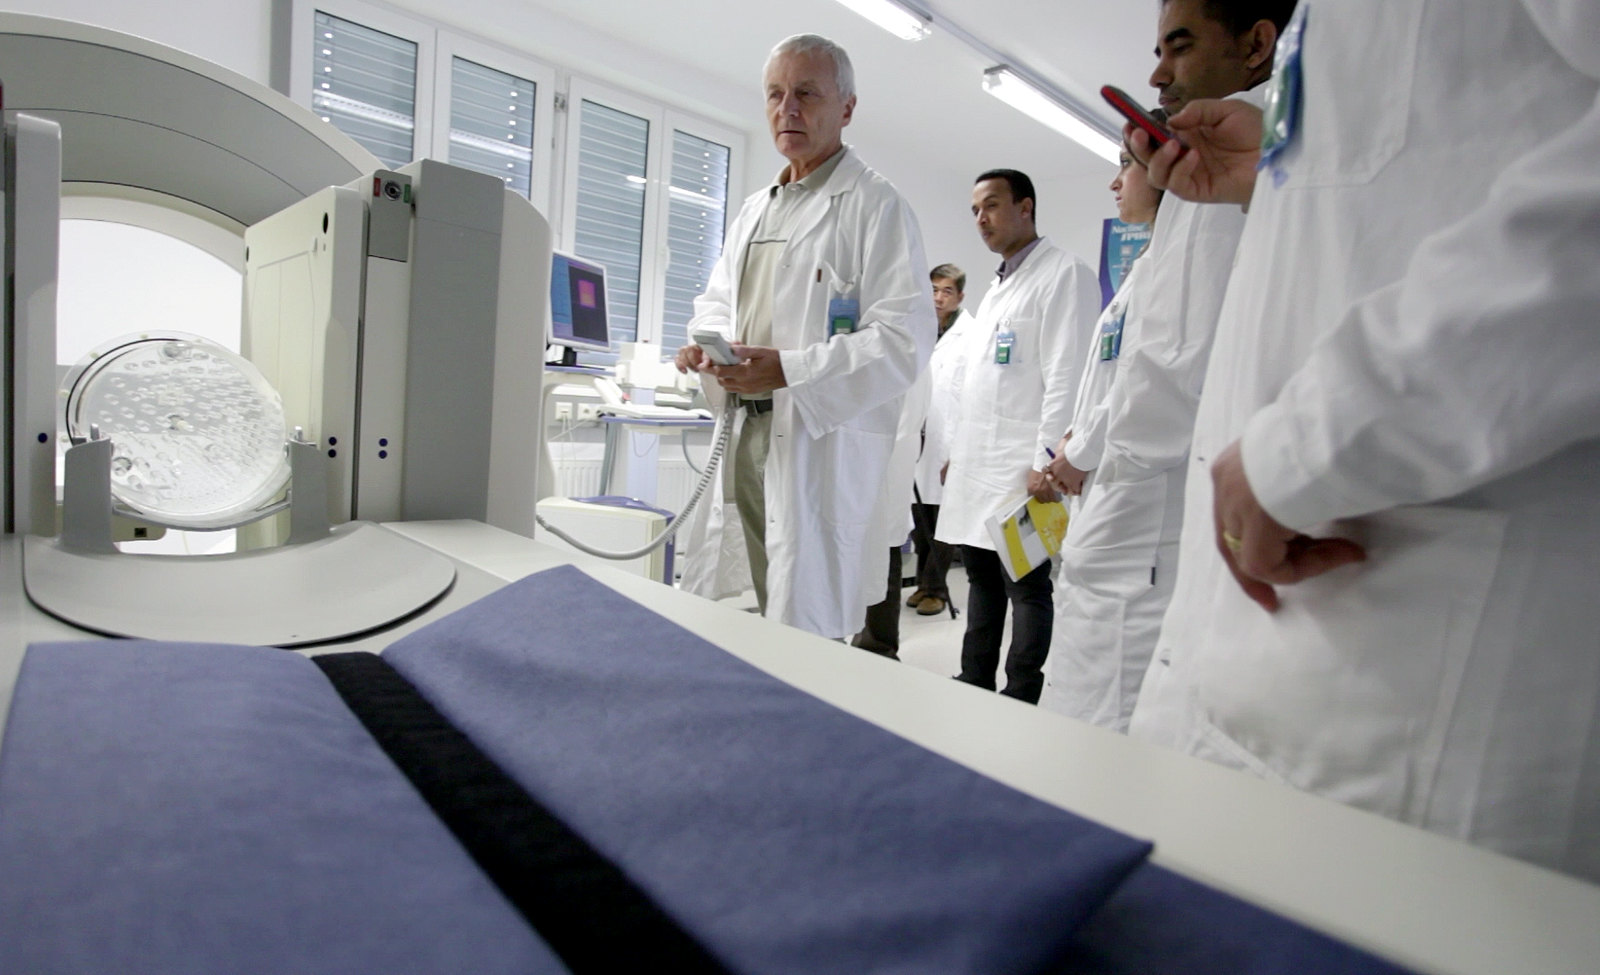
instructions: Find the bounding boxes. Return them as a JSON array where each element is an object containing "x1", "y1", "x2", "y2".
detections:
[
  {"x1": 804, "y1": 423, "x2": 895, "y2": 531},
  {"x1": 1192, "y1": 503, "x2": 1507, "y2": 822},
  {"x1": 990, "y1": 317, "x2": 1041, "y2": 421},
  {"x1": 1283, "y1": 1, "x2": 1424, "y2": 188},
  {"x1": 1050, "y1": 585, "x2": 1130, "y2": 728},
  {"x1": 1059, "y1": 477, "x2": 1168, "y2": 600}
]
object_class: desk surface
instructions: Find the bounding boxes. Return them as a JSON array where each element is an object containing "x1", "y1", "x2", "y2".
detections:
[
  {"x1": 5, "y1": 522, "x2": 1599, "y2": 975},
  {"x1": 598, "y1": 414, "x2": 714, "y2": 426}
]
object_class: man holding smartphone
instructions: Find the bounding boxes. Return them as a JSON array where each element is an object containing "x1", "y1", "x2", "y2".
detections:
[
  {"x1": 674, "y1": 34, "x2": 933, "y2": 641},
  {"x1": 1038, "y1": 0, "x2": 1293, "y2": 730},
  {"x1": 1127, "y1": 0, "x2": 1600, "y2": 884}
]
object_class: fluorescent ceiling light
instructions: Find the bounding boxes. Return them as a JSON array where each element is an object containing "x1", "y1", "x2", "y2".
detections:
[
  {"x1": 982, "y1": 67, "x2": 1120, "y2": 164},
  {"x1": 831, "y1": 0, "x2": 931, "y2": 41}
]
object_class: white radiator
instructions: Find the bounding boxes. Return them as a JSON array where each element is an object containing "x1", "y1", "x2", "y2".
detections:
[{"x1": 551, "y1": 450, "x2": 700, "y2": 510}]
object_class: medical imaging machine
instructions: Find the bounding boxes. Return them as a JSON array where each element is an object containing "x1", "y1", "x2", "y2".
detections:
[
  {"x1": 0, "y1": 13, "x2": 554, "y2": 650},
  {"x1": 0, "y1": 15, "x2": 1597, "y2": 975}
]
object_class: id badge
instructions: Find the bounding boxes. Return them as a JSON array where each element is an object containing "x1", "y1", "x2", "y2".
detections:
[
  {"x1": 1098, "y1": 306, "x2": 1125, "y2": 361},
  {"x1": 994, "y1": 328, "x2": 1016, "y2": 365},
  {"x1": 1259, "y1": 3, "x2": 1307, "y2": 181},
  {"x1": 828, "y1": 295, "x2": 860, "y2": 337}
]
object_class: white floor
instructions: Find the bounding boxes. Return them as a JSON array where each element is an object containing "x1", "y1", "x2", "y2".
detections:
[{"x1": 895, "y1": 569, "x2": 976, "y2": 678}]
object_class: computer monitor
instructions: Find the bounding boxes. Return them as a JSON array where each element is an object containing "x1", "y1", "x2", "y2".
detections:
[{"x1": 549, "y1": 251, "x2": 611, "y2": 364}]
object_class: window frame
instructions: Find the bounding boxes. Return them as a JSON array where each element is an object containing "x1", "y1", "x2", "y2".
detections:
[
  {"x1": 654, "y1": 114, "x2": 742, "y2": 355},
  {"x1": 560, "y1": 78, "x2": 667, "y2": 352},
  {"x1": 430, "y1": 33, "x2": 558, "y2": 213},
  {"x1": 285, "y1": 0, "x2": 747, "y2": 358},
  {"x1": 289, "y1": 0, "x2": 437, "y2": 165},
  {"x1": 560, "y1": 80, "x2": 745, "y2": 352}
]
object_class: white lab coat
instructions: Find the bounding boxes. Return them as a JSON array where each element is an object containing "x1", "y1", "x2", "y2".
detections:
[
  {"x1": 1053, "y1": 260, "x2": 1145, "y2": 513},
  {"x1": 885, "y1": 368, "x2": 933, "y2": 542},
  {"x1": 1131, "y1": 0, "x2": 1600, "y2": 882},
  {"x1": 913, "y1": 309, "x2": 978, "y2": 505},
  {"x1": 936, "y1": 240, "x2": 1099, "y2": 549},
  {"x1": 677, "y1": 147, "x2": 935, "y2": 639},
  {"x1": 1041, "y1": 136, "x2": 1254, "y2": 731}
]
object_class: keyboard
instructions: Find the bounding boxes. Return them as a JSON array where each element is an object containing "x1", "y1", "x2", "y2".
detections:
[{"x1": 600, "y1": 403, "x2": 712, "y2": 420}]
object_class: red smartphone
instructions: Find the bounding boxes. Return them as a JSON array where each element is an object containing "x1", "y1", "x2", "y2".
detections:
[{"x1": 1101, "y1": 85, "x2": 1172, "y2": 146}]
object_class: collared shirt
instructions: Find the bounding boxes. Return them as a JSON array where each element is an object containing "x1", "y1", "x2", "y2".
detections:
[
  {"x1": 995, "y1": 236, "x2": 1043, "y2": 284},
  {"x1": 736, "y1": 146, "x2": 847, "y2": 399}
]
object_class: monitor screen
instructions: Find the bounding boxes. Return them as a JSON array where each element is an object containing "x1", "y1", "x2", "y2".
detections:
[{"x1": 549, "y1": 251, "x2": 611, "y2": 354}]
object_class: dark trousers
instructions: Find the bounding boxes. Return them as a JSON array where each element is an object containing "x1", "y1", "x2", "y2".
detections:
[
  {"x1": 911, "y1": 502, "x2": 953, "y2": 598},
  {"x1": 852, "y1": 546, "x2": 903, "y2": 659},
  {"x1": 956, "y1": 545, "x2": 1053, "y2": 704}
]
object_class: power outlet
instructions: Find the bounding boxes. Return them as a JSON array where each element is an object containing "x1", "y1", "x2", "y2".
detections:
[
  {"x1": 577, "y1": 403, "x2": 600, "y2": 422},
  {"x1": 553, "y1": 401, "x2": 573, "y2": 422}
]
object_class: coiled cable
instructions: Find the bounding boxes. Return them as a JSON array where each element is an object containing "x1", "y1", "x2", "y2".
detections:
[{"x1": 533, "y1": 394, "x2": 734, "y2": 560}]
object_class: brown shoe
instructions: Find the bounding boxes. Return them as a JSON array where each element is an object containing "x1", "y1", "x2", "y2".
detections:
[
  {"x1": 915, "y1": 595, "x2": 946, "y2": 616},
  {"x1": 904, "y1": 588, "x2": 927, "y2": 608}
]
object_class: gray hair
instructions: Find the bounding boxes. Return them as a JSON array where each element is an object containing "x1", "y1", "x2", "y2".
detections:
[{"x1": 765, "y1": 33, "x2": 855, "y2": 99}]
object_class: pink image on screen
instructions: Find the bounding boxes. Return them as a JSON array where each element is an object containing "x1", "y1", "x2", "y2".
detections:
[{"x1": 577, "y1": 280, "x2": 597, "y2": 308}]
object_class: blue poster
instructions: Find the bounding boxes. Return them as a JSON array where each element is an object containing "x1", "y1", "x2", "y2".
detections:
[{"x1": 1099, "y1": 218, "x2": 1152, "y2": 308}]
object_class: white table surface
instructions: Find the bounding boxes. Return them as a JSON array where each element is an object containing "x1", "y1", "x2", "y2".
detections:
[{"x1": 5, "y1": 521, "x2": 1598, "y2": 975}]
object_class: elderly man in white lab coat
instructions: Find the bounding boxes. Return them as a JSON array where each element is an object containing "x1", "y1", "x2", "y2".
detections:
[
  {"x1": 1039, "y1": 0, "x2": 1289, "y2": 732},
  {"x1": 937, "y1": 170, "x2": 1100, "y2": 703},
  {"x1": 675, "y1": 34, "x2": 934, "y2": 640},
  {"x1": 1128, "y1": 0, "x2": 1600, "y2": 883}
]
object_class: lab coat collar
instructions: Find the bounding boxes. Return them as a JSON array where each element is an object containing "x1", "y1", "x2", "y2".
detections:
[
  {"x1": 764, "y1": 145, "x2": 867, "y2": 200},
  {"x1": 996, "y1": 235, "x2": 1044, "y2": 283},
  {"x1": 776, "y1": 147, "x2": 869, "y2": 265},
  {"x1": 771, "y1": 145, "x2": 848, "y2": 195}
]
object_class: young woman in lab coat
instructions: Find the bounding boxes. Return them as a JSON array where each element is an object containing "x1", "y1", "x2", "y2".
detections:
[
  {"x1": 1037, "y1": 148, "x2": 1165, "y2": 729},
  {"x1": 1130, "y1": 1, "x2": 1600, "y2": 882}
]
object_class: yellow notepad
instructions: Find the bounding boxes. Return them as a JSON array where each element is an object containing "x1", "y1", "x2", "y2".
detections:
[{"x1": 985, "y1": 495, "x2": 1070, "y2": 582}]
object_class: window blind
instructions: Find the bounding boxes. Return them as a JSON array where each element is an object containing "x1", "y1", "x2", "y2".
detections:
[
  {"x1": 311, "y1": 11, "x2": 417, "y2": 169},
  {"x1": 448, "y1": 58, "x2": 536, "y2": 199},
  {"x1": 573, "y1": 100, "x2": 649, "y2": 354},
  {"x1": 660, "y1": 131, "x2": 731, "y2": 355}
]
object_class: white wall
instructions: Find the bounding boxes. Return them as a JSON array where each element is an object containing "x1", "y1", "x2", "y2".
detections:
[{"x1": 3, "y1": 0, "x2": 275, "y2": 83}]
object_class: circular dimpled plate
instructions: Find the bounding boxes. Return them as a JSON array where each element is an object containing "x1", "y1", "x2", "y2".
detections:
[{"x1": 63, "y1": 333, "x2": 291, "y2": 530}]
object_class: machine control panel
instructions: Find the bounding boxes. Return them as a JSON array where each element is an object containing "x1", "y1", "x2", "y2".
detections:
[{"x1": 368, "y1": 170, "x2": 412, "y2": 262}]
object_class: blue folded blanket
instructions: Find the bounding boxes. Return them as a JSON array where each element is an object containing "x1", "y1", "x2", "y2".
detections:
[
  {"x1": 0, "y1": 640, "x2": 565, "y2": 975},
  {"x1": 0, "y1": 563, "x2": 1416, "y2": 975},
  {"x1": 382, "y1": 564, "x2": 1154, "y2": 974}
]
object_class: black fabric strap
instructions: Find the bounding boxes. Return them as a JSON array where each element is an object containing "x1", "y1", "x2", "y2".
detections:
[{"x1": 312, "y1": 652, "x2": 731, "y2": 975}]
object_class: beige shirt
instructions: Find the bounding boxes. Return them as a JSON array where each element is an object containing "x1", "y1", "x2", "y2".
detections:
[{"x1": 735, "y1": 148, "x2": 847, "y2": 400}]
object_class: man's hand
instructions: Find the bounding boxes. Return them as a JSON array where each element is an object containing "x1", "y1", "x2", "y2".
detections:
[
  {"x1": 1127, "y1": 99, "x2": 1263, "y2": 206},
  {"x1": 1042, "y1": 432, "x2": 1089, "y2": 496},
  {"x1": 1046, "y1": 452, "x2": 1090, "y2": 496},
  {"x1": 675, "y1": 343, "x2": 707, "y2": 374},
  {"x1": 708, "y1": 344, "x2": 787, "y2": 395},
  {"x1": 1211, "y1": 440, "x2": 1366, "y2": 612},
  {"x1": 1026, "y1": 469, "x2": 1060, "y2": 503}
]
